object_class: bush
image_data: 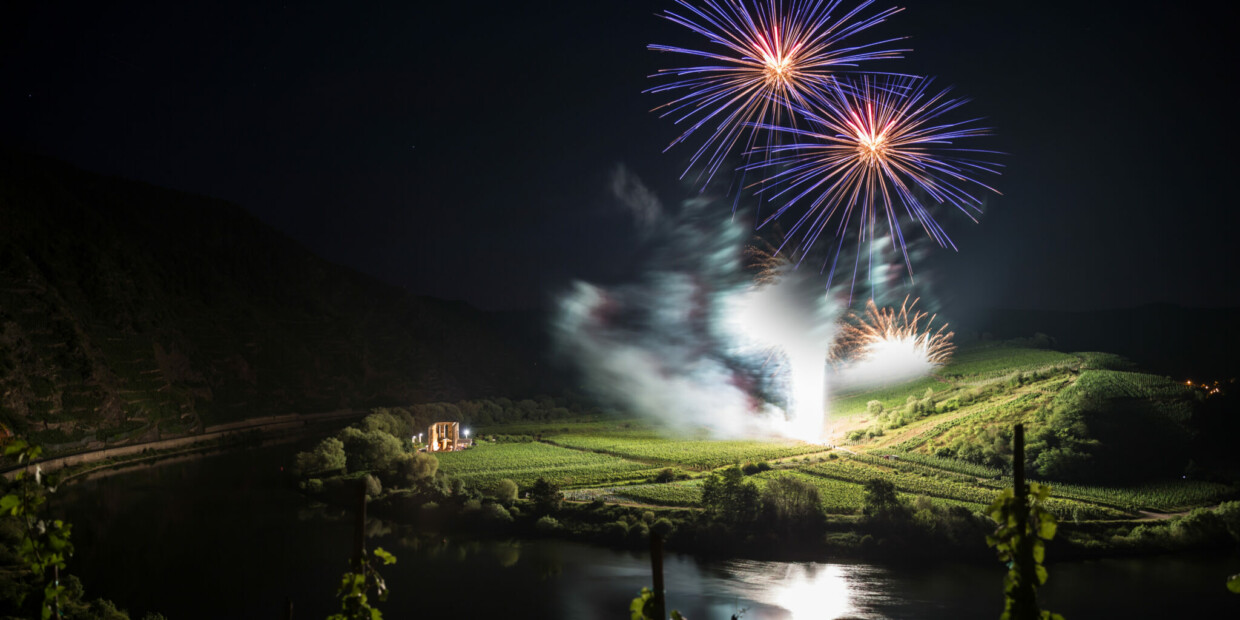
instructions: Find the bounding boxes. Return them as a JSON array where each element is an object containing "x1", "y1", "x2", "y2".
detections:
[
  {"x1": 300, "y1": 478, "x2": 324, "y2": 494},
  {"x1": 536, "y1": 515, "x2": 561, "y2": 533},
  {"x1": 603, "y1": 520, "x2": 630, "y2": 542},
  {"x1": 862, "y1": 478, "x2": 909, "y2": 522},
  {"x1": 866, "y1": 400, "x2": 884, "y2": 416},
  {"x1": 762, "y1": 475, "x2": 824, "y2": 528},
  {"x1": 293, "y1": 437, "x2": 347, "y2": 477},
  {"x1": 481, "y1": 503, "x2": 513, "y2": 524},
  {"x1": 529, "y1": 477, "x2": 563, "y2": 514},
  {"x1": 493, "y1": 479, "x2": 519, "y2": 505},
  {"x1": 363, "y1": 474, "x2": 382, "y2": 500},
  {"x1": 701, "y1": 467, "x2": 761, "y2": 526},
  {"x1": 650, "y1": 518, "x2": 675, "y2": 538},
  {"x1": 628, "y1": 522, "x2": 650, "y2": 544},
  {"x1": 338, "y1": 427, "x2": 406, "y2": 474},
  {"x1": 741, "y1": 462, "x2": 760, "y2": 475},
  {"x1": 654, "y1": 468, "x2": 677, "y2": 483},
  {"x1": 393, "y1": 452, "x2": 439, "y2": 487}
]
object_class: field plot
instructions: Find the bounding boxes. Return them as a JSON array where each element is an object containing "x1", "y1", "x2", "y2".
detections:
[
  {"x1": 805, "y1": 455, "x2": 1125, "y2": 519},
  {"x1": 940, "y1": 344, "x2": 1078, "y2": 379},
  {"x1": 435, "y1": 441, "x2": 658, "y2": 490},
  {"x1": 445, "y1": 341, "x2": 1233, "y2": 522},
  {"x1": 567, "y1": 480, "x2": 705, "y2": 507},
  {"x1": 829, "y1": 376, "x2": 944, "y2": 415},
  {"x1": 543, "y1": 431, "x2": 825, "y2": 470},
  {"x1": 751, "y1": 470, "x2": 872, "y2": 514}
]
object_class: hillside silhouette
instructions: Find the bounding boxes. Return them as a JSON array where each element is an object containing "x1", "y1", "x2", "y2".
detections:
[{"x1": 0, "y1": 150, "x2": 542, "y2": 448}]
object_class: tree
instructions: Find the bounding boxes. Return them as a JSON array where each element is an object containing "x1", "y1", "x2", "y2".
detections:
[
  {"x1": 700, "y1": 467, "x2": 761, "y2": 527},
  {"x1": 762, "y1": 475, "x2": 824, "y2": 533},
  {"x1": 361, "y1": 410, "x2": 410, "y2": 441},
  {"x1": 393, "y1": 452, "x2": 438, "y2": 488},
  {"x1": 862, "y1": 477, "x2": 910, "y2": 522},
  {"x1": 529, "y1": 477, "x2": 563, "y2": 514},
  {"x1": 338, "y1": 427, "x2": 405, "y2": 474},
  {"x1": 493, "y1": 479, "x2": 519, "y2": 506},
  {"x1": 293, "y1": 437, "x2": 346, "y2": 477}
]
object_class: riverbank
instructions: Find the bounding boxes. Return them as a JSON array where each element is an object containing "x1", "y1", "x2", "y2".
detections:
[
  {"x1": 44, "y1": 431, "x2": 1240, "y2": 619},
  {"x1": 3, "y1": 409, "x2": 365, "y2": 482}
]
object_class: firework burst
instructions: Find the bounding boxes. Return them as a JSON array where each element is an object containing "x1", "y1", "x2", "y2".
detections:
[
  {"x1": 647, "y1": 0, "x2": 907, "y2": 188},
  {"x1": 749, "y1": 75, "x2": 1002, "y2": 291},
  {"x1": 833, "y1": 296, "x2": 954, "y2": 366}
]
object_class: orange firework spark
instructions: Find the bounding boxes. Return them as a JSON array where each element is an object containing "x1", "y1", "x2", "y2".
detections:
[{"x1": 833, "y1": 296, "x2": 954, "y2": 364}]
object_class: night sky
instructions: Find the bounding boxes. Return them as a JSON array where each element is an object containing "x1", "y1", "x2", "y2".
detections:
[{"x1": 2, "y1": 0, "x2": 1235, "y2": 317}]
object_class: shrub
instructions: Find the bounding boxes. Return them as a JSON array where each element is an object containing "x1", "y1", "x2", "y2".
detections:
[
  {"x1": 536, "y1": 515, "x2": 561, "y2": 533},
  {"x1": 493, "y1": 479, "x2": 519, "y2": 505},
  {"x1": 529, "y1": 477, "x2": 563, "y2": 514},
  {"x1": 363, "y1": 474, "x2": 382, "y2": 500},
  {"x1": 393, "y1": 452, "x2": 439, "y2": 487},
  {"x1": 628, "y1": 522, "x2": 650, "y2": 544},
  {"x1": 650, "y1": 518, "x2": 675, "y2": 538},
  {"x1": 482, "y1": 503, "x2": 513, "y2": 524},
  {"x1": 338, "y1": 427, "x2": 406, "y2": 474},
  {"x1": 293, "y1": 437, "x2": 347, "y2": 477},
  {"x1": 603, "y1": 520, "x2": 630, "y2": 542},
  {"x1": 701, "y1": 466, "x2": 761, "y2": 526},
  {"x1": 741, "y1": 462, "x2": 760, "y2": 475},
  {"x1": 654, "y1": 468, "x2": 677, "y2": 483}
]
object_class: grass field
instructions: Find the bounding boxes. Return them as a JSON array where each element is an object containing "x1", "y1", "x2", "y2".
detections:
[{"x1": 433, "y1": 341, "x2": 1235, "y2": 521}]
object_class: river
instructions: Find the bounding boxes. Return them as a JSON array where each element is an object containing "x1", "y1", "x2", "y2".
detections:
[{"x1": 53, "y1": 440, "x2": 1239, "y2": 619}]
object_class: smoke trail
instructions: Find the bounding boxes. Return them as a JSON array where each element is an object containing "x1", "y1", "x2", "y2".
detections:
[{"x1": 553, "y1": 195, "x2": 839, "y2": 440}]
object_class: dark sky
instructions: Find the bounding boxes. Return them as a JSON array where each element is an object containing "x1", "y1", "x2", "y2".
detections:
[{"x1": 2, "y1": 1, "x2": 1235, "y2": 316}]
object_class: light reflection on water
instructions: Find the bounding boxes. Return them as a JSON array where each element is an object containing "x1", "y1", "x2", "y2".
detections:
[
  {"x1": 56, "y1": 440, "x2": 1240, "y2": 620},
  {"x1": 722, "y1": 561, "x2": 865, "y2": 619}
]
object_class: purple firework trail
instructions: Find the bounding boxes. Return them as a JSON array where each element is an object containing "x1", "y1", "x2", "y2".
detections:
[
  {"x1": 745, "y1": 75, "x2": 1003, "y2": 295},
  {"x1": 646, "y1": 0, "x2": 907, "y2": 190}
]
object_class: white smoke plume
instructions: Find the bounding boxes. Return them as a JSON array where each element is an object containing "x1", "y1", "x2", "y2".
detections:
[{"x1": 553, "y1": 197, "x2": 840, "y2": 440}]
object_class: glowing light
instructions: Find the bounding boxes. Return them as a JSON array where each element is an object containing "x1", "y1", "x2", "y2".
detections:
[
  {"x1": 728, "y1": 561, "x2": 860, "y2": 618},
  {"x1": 747, "y1": 75, "x2": 1002, "y2": 289},
  {"x1": 831, "y1": 296, "x2": 953, "y2": 388},
  {"x1": 721, "y1": 272, "x2": 836, "y2": 442},
  {"x1": 647, "y1": 0, "x2": 907, "y2": 187}
]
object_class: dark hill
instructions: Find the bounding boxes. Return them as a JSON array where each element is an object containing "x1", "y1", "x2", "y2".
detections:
[
  {"x1": 0, "y1": 150, "x2": 543, "y2": 448},
  {"x1": 975, "y1": 305, "x2": 1240, "y2": 380}
]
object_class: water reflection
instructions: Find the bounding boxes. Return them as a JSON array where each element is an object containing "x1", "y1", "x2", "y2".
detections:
[
  {"x1": 724, "y1": 560, "x2": 862, "y2": 619},
  {"x1": 54, "y1": 440, "x2": 1240, "y2": 620}
]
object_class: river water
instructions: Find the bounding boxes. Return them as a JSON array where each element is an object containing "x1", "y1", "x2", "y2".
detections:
[{"x1": 53, "y1": 441, "x2": 1239, "y2": 619}]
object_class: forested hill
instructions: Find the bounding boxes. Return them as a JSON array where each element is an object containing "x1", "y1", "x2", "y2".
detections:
[{"x1": 0, "y1": 150, "x2": 543, "y2": 447}]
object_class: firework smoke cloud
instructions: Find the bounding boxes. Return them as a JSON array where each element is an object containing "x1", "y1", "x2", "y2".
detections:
[{"x1": 554, "y1": 182, "x2": 840, "y2": 440}]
